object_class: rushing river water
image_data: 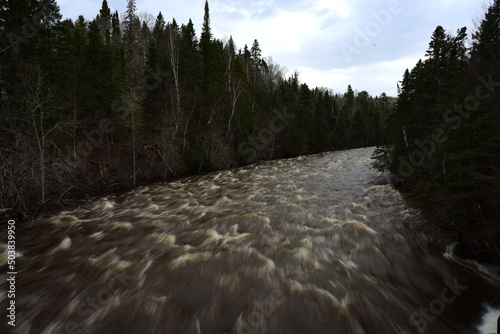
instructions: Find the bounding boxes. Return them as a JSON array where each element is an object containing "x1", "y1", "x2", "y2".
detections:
[{"x1": 2, "y1": 147, "x2": 500, "y2": 334}]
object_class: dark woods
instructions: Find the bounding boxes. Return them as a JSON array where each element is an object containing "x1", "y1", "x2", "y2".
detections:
[
  {"x1": 374, "y1": 0, "x2": 500, "y2": 263},
  {"x1": 0, "y1": 0, "x2": 391, "y2": 215}
]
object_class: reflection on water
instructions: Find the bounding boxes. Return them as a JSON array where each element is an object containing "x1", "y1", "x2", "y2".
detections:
[{"x1": 2, "y1": 147, "x2": 500, "y2": 333}]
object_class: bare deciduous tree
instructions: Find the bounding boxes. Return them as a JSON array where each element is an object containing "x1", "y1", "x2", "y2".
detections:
[
  {"x1": 22, "y1": 64, "x2": 61, "y2": 204},
  {"x1": 228, "y1": 80, "x2": 243, "y2": 134},
  {"x1": 167, "y1": 23, "x2": 182, "y2": 138},
  {"x1": 0, "y1": 63, "x2": 72, "y2": 209}
]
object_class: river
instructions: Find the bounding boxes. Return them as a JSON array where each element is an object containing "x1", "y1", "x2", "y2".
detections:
[{"x1": 2, "y1": 147, "x2": 500, "y2": 333}]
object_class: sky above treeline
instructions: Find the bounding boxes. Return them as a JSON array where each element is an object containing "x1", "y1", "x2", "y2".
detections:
[{"x1": 57, "y1": 0, "x2": 487, "y2": 97}]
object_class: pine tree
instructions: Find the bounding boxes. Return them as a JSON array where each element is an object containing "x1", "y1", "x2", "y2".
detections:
[
  {"x1": 98, "y1": 0, "x2": 112, "y2": 45},
  {"x1": 250, "y1": 39, "x2": 262, "y2": 87},
  {"x1": 124, "y1": 0, "x2": 138, "y2": 58},
  {"x1": 111, "y1": 10, "x2": 121, "y2": 45},
  {"x1": 179, "y1": 19, "x2": 200, "y2": 93},
  {"x1": 426, "y1": 26, "x2": 447, "y2": 61},
  {"x1": 200, "y1": 0, "x2": 213, "y2": 97},
  {"x1": 83, "y1": 19, "x2": 115, "y2": 121},
  {"x1": 471, "y1": 0, "x2": 500, "y2": 74},
  {"x1": 152, "y1": 12, "x2": 166, "y2": 40},
  {"x1": 200, "y1": 0, "x2": 212, "y2": 44},
  {"x1": 122, "y1": 0, "x2": 144, "y2": 186}
]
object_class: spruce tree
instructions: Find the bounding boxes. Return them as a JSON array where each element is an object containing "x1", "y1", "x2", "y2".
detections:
[
  {"x1": 98, "y1": 0, "x2": 112, "y2": 45},
  {"x1": 122, "y1": 0, "x2": 144, "y2": 186},
  {"x1": 250, "y1": 39, "x2": 262, "y2": 86},
  {"x1": 200, "y1": 0, "x2": 213, "y2": 98}
]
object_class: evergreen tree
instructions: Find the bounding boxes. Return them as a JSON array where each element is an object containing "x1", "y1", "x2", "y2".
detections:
[
  {"x1": 200, "y1": 0, "x2": 213, "y2": 99},
  {"x1": 179, "y1": 19, "x2": 200, "y2": 96},
  {"x1": 122, "y1": 0, "x2": 144, "y2": 186},
  {"x1": 250, "y1": 39, "x2": 262, "y2": 86},
  {"x1": 111, "y1": 10, "x2": 121, "y2": 45},
  {"x1": 82, "y1": 19, "x2": 115, "y2": 122},
  {"x1": 98, "y1": 0, "x2": 111, "y2": 45},
  {"x1": 152, "y1": 11, "x2": 166, "y2": 40},
  {"x1": 200, "y1": 0, "x2": 212, "y2": 45},
  {"x1": 471, "y1": 0, "x2": 500, "y2": 75}
]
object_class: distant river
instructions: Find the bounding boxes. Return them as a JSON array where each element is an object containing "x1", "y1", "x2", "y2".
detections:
[{"x1": 2, "y1": 147, "x2": 500, "y2": 333}]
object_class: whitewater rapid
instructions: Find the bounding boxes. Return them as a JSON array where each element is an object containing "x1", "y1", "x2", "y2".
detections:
[{"x1": 1, "y1": 147, "x2": 499, "y2": 333}]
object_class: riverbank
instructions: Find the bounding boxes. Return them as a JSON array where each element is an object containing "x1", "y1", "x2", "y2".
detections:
[
  {"x1": 5, "y1": 146, "x2": 499, "y2": 267},
  {"x1": 389, "y1": 179, "x2": 500, "y2": 266}
]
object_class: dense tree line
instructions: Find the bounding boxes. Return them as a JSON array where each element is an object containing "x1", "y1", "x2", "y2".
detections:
[
  {"x1": 0, "y1": 0, "x2": 391, "y2": 213},
  {"x1": 374, "y1": 0, "x2": 500, "y2": 262}
]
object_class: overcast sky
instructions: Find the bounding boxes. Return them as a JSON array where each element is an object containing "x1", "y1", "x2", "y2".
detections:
[{"x1": 57, "y1": 0, "x2": 488, "y2": 97}]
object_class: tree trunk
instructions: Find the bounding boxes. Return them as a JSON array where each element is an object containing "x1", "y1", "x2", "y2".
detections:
[
  {"x1": 132, "y1": 102, "x2": 137, "y2": 187},
  {"x1": 228, "y1": 82, "x2": 242, "y2": 135},
  {"x1": 168, "y1": 27, "x2": 182, "y2": 139}
]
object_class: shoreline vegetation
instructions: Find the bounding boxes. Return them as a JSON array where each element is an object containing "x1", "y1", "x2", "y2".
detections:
[
  {"x1": 1, "y1": 0, "x2": 499, "y2": 264},
  {"x1": 373, "y1": 1, "x2": 500, "y2": 265}
]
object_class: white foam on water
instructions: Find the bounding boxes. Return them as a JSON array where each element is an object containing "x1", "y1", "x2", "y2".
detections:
[
  {"x1": 201, "y1": 229, "x2": 224, "y2": 246},
  {"x1": 477, "y1": 306, "x2": 500, "y2": 334},
  {"x1": 87, "y1": 248, "x2": 118, "y2": 267},
  {"x1": 147, "y1": 204, "x2": 160, "y2": 211},
  {"x1": 89, "y1": 231, "x2": 106, "y2": 240},
  {"x1": 0, "y1": 243, "x2": 21, "y2": 266},
  {"x1": 168, "y1": 252, "x2": 213, "y2": 269},
  {"x1": 339, "y1": 259, "x2": 359, "y2": 270},
  {"x1": 51, "y1": 236, "x2": 71, "y2": 253},
  {"x1": 348, "y1": 220, "x2": 377, "y2": 236},
  {"x1": 55, "y1": 215, "x2": 79, "y2": 224},
  {"x1": 214, "y1": 196, "x2": 231, "y2": 206},
  {"x1": 444, "y1": 242, "x2": 458, "y2": 259},
  {"x1": 93, "y1": 198, "x2": 114, "y2": 211},
  {"x1": 151, "y1": 232, "x2": 176, "y2": 247},
  {"x1": 238, "y1": 247, "x2": 277, "y2": 274},
  {"x1": 112, "y1": 222, "x2": 133, "y2": 230}
]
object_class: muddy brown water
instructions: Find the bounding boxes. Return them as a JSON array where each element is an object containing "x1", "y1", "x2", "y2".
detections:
[{"x1": 2, "y1": 147, "x2": 500, "y2": 333}]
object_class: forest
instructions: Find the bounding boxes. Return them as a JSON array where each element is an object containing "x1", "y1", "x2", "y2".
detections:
[
  {"x1": 0, "y1": 0, "x2": 392, "y2": 214},
  {"x1": 1, "y1": 0, "x2": 499, "y2": 263},
  {"x1": 373, "y1": 0, "x2": 500, "y2": 263}
]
